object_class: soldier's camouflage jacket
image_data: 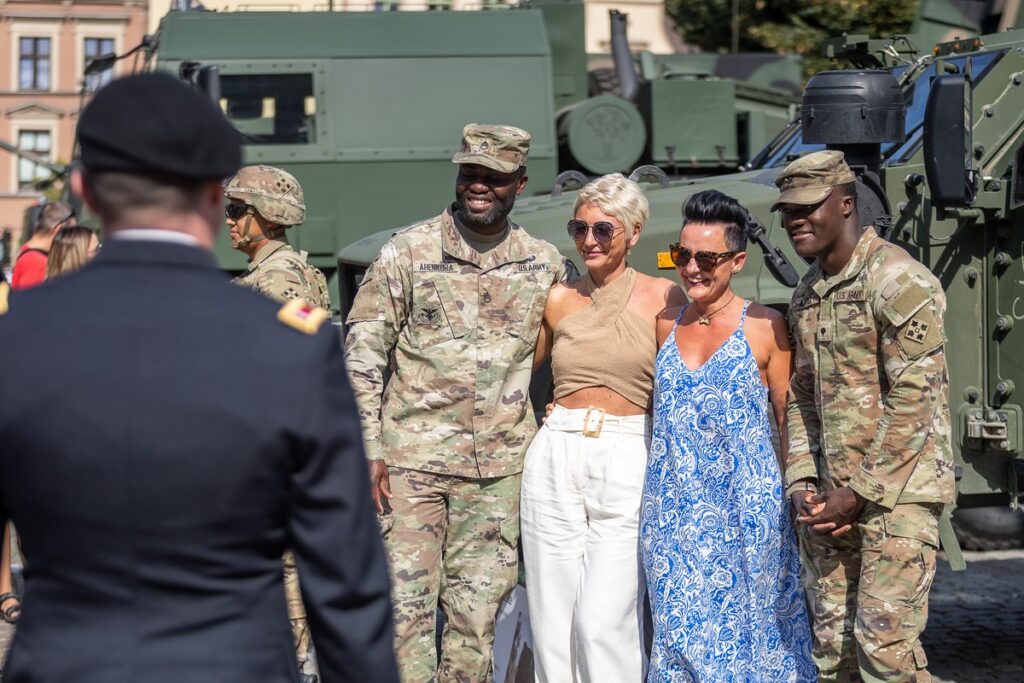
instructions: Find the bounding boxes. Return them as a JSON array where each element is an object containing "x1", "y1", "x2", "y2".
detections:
[
  {"x1": 785, "y1": 228, "x2": 956, "y2": 509},
  {"x1": 344, "y1": 207, "x2": 565, "y2": 478},
  {"x1": 233, "y1": 238, "x2": 331, "y2": 310}
]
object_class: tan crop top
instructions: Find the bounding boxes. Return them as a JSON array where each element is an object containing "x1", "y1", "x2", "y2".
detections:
[{"x1": 550, "y1": 267, "x2": 657, "y2": 409}]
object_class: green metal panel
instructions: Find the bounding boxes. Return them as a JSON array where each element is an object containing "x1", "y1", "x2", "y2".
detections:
[
  {"x1": 158, "y1": 10, "x2": 551, "y2": 60},
  {"x1": 157, "y1": 7, "x2": 558, "y2": 272},
  {"x1": 647, "y1": 53, "x2": 803, "y2": 95},
  {"x1": 641, "y1": 79, "x2": 739, "y2": 169},
  {"x1": 523, "y1": 0, "x2": 588, "y2": 111},
  {"x1": 325, "y1": 57, "x2": 556, "y2": 162}
]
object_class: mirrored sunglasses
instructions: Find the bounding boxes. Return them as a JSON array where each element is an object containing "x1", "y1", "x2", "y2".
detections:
[
  {"x1": 224, "y1": 203, "x2": 251, "y2": 220},
  {"x1": 566, "y1": 219, "x2": 623, "y2": 244},
  {"x1": 668, "y1": 244, "x2": 738, "y2": 271}
]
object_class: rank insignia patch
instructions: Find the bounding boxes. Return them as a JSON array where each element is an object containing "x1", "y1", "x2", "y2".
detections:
[{"x1": 417, "y1": 307, "x2": 441, "y2": 325}]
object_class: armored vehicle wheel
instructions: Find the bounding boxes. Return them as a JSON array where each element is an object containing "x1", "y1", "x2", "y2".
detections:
[{"x1": 951, "y1": 506, "x2": 1024, "y2": 551}]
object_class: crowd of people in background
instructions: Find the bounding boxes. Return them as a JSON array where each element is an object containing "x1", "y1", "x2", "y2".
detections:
[
  {"x1": 0, "y1": 73, "x2": 953, "y2": 683},
  {"x1": 1, "y1": 202, "x2": 100, "y2": 635}
]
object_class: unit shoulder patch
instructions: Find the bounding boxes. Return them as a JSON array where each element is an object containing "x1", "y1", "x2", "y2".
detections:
[
  {"x1": 894, "y1": 306, "x2": 943, "y2": 360},
  {"x1": 277, "y1": 299, "x2": 329, "y2": 335}
]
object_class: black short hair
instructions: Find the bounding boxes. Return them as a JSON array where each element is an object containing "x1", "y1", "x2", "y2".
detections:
[
  {"x1": 839, "y1": 181, "x2": 858, "y2": 205},
  {"x1": 681, "y1": 190, "x2": 748, "y2": 251}
]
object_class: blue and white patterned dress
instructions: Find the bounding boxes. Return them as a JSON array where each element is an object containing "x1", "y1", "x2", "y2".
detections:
[{"x1": 640, "y1": 302, "x2": 816, "y2": 682}]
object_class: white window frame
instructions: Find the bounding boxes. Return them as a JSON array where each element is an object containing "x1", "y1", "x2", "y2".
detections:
[
  {"x1": 74, "y1": 20, "x2": 125, "y2": 92},
  {"x1": 9, "y1": 121, "x2": 58, "y2": 195},
  {"x1": 9, "y1": 20, "x2": 60, "y2": 92}
]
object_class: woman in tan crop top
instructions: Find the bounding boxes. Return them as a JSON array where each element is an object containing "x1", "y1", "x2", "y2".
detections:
[{"x1": 520, "y1": 173, "x2": 685, "y2": 682}]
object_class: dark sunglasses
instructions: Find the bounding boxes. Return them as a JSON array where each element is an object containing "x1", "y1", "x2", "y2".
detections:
[
  {"x1": 566, "y1": 219, "x2": 623, "y2": 244},
  {"x1": 224, "y1": 203, "x2": 252, "y2": 220},
  {"x1": 668, "y1": 244, "x2": 738, "y2": 271}
]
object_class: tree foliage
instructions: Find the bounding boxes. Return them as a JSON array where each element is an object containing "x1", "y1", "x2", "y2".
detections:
[{"x1": 668, "y1": 0, "x2": 920, "y2": 77}]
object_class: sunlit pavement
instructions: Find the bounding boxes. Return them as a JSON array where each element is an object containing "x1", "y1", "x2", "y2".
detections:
[
  {"x1": 927, "y1": 549, "x2": 1024, "y2": 683},
  {"x1": 3, "y1": 550, "x2": 1024, "y2": 681}
]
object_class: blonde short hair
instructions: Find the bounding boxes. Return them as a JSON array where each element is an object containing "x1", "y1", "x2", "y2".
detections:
[{"x1": 573, "y1": 173, "x2": 649, "y2": 233}]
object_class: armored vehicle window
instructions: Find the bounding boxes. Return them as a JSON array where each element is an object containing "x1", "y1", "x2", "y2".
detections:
[
  {"x1": 219, "y1": 74, "x2": 316, "y2": 145},
  {"x1": 761, "y1": 50, "x2": 1005, "y2": 168}
]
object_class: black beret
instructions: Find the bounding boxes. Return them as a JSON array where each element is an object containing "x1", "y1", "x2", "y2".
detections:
[{"x1": 77, "y1": 72, "x2": 241, "y2": 181}]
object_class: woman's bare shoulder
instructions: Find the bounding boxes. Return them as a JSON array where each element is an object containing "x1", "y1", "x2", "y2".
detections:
[
  {"x1": 635, "y1": 272, "x2": 686, "y2": 306},
  {"x1": 545, "y1": 280, "x2": 583, "y2": 321},
  {"x1": 548, "y1": 281, "x2": 576, "y2": 300},
  {"x1": 745, "y1": 302, "x2": 790, "y2": 349},
  {"x1": 746, "y1": 301, "x2": 784, "y2": 323}
]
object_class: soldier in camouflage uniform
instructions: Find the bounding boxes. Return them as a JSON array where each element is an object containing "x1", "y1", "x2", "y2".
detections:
[
  {"x1": 344, "y1": 124, "x2": 567, "y2": 683},
  {"x1": 224, "y1": 165, "x2": 331, "y2": 311},
  {"x1": 224, "y1": 165, "x2": 331, "y2": 680},
  {"x1": 773, "y1": 151, "x2": 956, "y2": 683}
]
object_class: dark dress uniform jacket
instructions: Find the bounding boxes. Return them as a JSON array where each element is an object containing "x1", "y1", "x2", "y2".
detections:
[{"x1": 0, "y1": 238, "x2": 398, "y2": 683}]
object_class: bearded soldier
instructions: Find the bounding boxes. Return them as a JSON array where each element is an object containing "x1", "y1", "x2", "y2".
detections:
[{"x1": 345, "y1": 124, "x2": 569, "y2": 683}]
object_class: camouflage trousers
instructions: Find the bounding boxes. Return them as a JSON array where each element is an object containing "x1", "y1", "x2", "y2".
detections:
[
  {"x1": 799, "y1": 502, "x2": 941, "y2": 683},
  {"x1": 283, "y1": 551, "x2": 310, "y2": 670},
  {"x1": 381, "y1": 467, "x2": 520, "y2": 683}
]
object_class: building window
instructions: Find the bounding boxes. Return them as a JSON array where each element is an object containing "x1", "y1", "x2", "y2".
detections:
[
  {"x1": 84, "y1": 37, "x2": 116, "y2": 91},
  {"x1": 17, "y1": 130, "x2": 52, "y2": 192},
  {"x1": 18, "y1": 37, "x2": 51, "y2": 91}
]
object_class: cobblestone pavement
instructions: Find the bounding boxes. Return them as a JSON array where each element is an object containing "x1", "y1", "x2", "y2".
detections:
[
  {"x1": 2, "y1": 550, "x2": 1023, "y2": 680},
  {"x1": 926, "y1": 549, "x2": 1024, "y2": 683}
]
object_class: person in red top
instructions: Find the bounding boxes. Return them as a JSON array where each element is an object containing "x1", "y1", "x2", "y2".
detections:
[{"x1": 11, "y1": 201, "x2": 76, "y2": 290}]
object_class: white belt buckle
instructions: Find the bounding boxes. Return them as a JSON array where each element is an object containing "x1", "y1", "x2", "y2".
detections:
[{"x1": 582, "y1": 407, "x2": 605, "y2": 438}]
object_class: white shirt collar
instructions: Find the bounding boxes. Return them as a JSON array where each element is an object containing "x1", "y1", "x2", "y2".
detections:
[{"x1": 108, "y1": 229, "x2": 201, "y2": 247}]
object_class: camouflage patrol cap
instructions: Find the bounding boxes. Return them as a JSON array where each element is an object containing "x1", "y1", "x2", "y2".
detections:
[
  {"x1": 451, "y1": 124, "x2": 530, "y2": 173},
  {"x1": 771, "y1": 150, "x2": 857, "y2": 212},
  {"x1": 224, "y1": 165, "x2": 306, "y2": 226}
]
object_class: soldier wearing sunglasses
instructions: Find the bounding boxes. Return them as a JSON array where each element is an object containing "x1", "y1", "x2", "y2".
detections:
[
  {"x1": 223, "y1": 165, "x2": 329, "y2": 679},
  {"x1": 224, "y1": 165, "x2": 330, "y2": 313},
  {"x1": 521, "y1": 173, "x2": 683, "y2": 682}
]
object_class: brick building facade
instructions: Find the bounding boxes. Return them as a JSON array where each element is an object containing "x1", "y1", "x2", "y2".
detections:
[{"x1": 0, "y1": 0, "x2": 147, "y2": 261}]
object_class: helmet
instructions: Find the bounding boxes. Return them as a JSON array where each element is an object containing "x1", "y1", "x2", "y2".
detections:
[{"x1": 224, "y1": 165, "x2": 305, "y2": 226}]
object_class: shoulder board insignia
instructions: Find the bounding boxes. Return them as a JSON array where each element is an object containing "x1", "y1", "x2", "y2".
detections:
[{"x1": 277, "y1": 299, "x2": 329, "y2": 335}]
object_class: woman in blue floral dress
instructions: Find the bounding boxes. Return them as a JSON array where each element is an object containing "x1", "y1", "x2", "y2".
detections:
[{"x1": 640, "y1": 190, "x2": 816, "y2": 682}]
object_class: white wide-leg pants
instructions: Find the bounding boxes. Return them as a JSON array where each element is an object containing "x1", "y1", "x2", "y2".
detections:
[{"x1": 521, "y1": 405, "x2": 649, "y2": 683}]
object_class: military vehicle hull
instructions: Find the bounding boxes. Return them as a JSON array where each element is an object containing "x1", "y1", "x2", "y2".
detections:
[
  {"x1": 154, "y1": 1, "x2": 799, "y2": 294},
  {"x1": 339, "y1": 28, "x2": 1024, "y2": 558}
]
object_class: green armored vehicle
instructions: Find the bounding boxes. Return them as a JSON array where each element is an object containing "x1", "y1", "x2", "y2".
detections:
[
  {"x1": 338, "y1": 23, "x2": 1024, "y2": 559},
  {"x1": 152, "y1": 0, "x2": 799, "y2": 283}
]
